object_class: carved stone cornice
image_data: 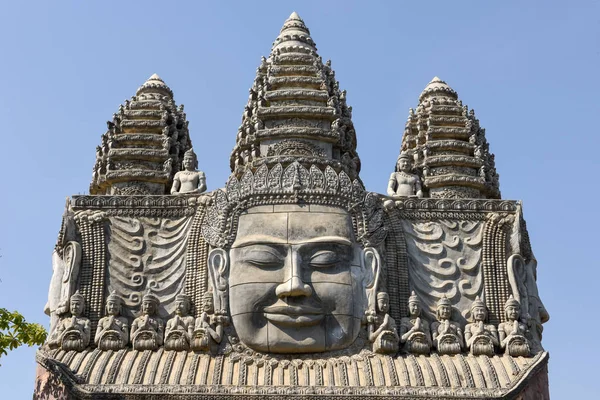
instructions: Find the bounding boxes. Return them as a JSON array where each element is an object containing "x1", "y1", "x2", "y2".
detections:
[
  {"x1": 386, "y1": 197, "x2": 518, "y2": 212},
  {"x1": 257, "y1": 105, "x2": 337, "y2": 119},
  {"x1": 424, "y1": 175, "x2": 486, "y2": 189},
  {"x1": 265, "y1": 89, "x2": 329, "y2": 101},
  {"x1": 423, "y1": 155, "x2": 483, "y2": 168},
  {"x1": 107, "y1": 148, "x2": 169, "y2": 160},
  {"x1": 36, "y1": 349, "x2": 549, "y2": 399},
  {"x1": 256, "y1": 127, "x2": 338, "y2": 141}
]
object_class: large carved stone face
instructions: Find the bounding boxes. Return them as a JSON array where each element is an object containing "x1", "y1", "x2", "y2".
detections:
[{"x1": 220, "y1": 205, "x2": 377, "y2": 354}]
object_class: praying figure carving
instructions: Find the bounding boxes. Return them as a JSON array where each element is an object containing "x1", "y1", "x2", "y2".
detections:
[
  {"x1": 387, "y1": 153, "x2": 423, "y2": 198},
  {"x1": 45, "y1": 240, "x2": 81, "y2": 336},
  {"x1": 170, "y1": 148, "x2": 207, "y2": 195},
  {"x1": 47, "y1": 291, "x2": 90, "y2": 352},
  {"x1": 498, "y1": 295, "x2": 531, "y2": 357},
  {"x1": 164, "y1": 294, "x2": 195, "y2": 351},
  {"x1": 94, "y1": 291, "x2": 129, "y2": 351},
  {"x1": 367, "y1": 292, "x2": 400, "y2": 354},
  {"x1": 130, "y1": 292, "x2": 164, "y2": 351},
  {"x1": 399, "y1": 291, "x2": 431, "y2": 354},
  {"x1": 431, "y1": 296, "x2": 464, "y2": 355},
  {"x1": 191, "y1": 291, "x2": 226, "y2": 353},
  {"x1": 465, "y1": 296, "x2": 499, "y2": 356}
]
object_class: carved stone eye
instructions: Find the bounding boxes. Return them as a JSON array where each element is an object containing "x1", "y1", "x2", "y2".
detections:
[
  {"x1": 309, "y1": 250, "x2": 339, "y2": 267},
  {"x1": 244, "y1": 248, "x2": 284, "y2": 268}
]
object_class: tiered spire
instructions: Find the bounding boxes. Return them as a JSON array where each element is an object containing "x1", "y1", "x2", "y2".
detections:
[
  {"x1": 90, "y1": 74, "x2": 192, "y2": 195},
  {"x1": 229, "y1": 12, "x2": 361, "y2": 182},
  {"x1": 400, "y1": 77, "x2": 500, "y2": 199}
]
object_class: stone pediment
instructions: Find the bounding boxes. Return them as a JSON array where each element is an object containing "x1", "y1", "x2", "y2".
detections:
[{"x1": 38, "y1": 349, "x2": 548, "y2": 399}]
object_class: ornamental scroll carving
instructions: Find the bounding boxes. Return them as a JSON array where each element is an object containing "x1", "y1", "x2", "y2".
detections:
[
  {"x1": 106, "y1": 216, "x2": 193, "y2": 319},
  {"x1": 401, "y1": 220, "x2": 483, "y2": 325}
]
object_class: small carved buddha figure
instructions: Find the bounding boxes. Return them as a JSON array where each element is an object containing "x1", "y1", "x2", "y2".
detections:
[
  {"x1": 431, "y1": 296, "x2": 464, "y2": 355},
  {"x1": 170, "y1": 148, "x2": 207, "y2": 195},
  {"x1": 191, "y1": 291, "x2": 226, "y2": 352},
  {"x1": 164, "y1": 294, "x2": 195, "y2": 351},
  {"x1": 498, "y1": 295, "x2": 531, "y2": 357},
  {"x1": 465, "y1": 296, "x2": 499, "y2": 356},
  {"x1": 387, "y1": 153, "x2": 423, "y2": 198},
  {"x1": 47, "y1": 291, "x2": 91, "y2": 351},
  {"x1": 367, "y1": 292, "x2": 400, "y2": 354},
  {"x1": 399, "y1": 291, "x2": 431, "y2": 354},
  {"x1": 94, "y1": 291, "x2": 129, "y2": 351},
  {"x1": 130, "y1": 292, "x2": 164, "y2": 351}
]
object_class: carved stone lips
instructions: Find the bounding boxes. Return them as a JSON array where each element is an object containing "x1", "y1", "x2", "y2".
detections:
[{"x1": 263, "y1": 304, "x2": 324, "y2": 326}]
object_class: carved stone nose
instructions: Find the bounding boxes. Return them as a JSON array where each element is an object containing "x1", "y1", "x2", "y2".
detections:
[{"x1": 275, "y1": 276, "x2": 312, "y2": 298}]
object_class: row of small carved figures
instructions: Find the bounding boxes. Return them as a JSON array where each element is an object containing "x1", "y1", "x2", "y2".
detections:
[
  {"x1": 46, "y1": 292, "x2": 224, "y2": 353},
  {"x1": 365, "y1": 292, "x2": 533, "y2": 357},
  {"x1": 46, "y1": 291, "x2": 532, "y2": 358}
]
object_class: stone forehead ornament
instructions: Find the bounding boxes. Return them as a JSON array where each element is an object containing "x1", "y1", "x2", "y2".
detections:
[
  {"x1": 397, "y1": 153, "x2": 412, "y2": 161},
  {"x1": 504, "y1": 294, "x2": 520, "y2": 309},
  {"x1": 470, "y1": 296, "x2": 486, "y2": 311},
  {"x1": 175, "y1": 293, "x2": 191, "y2": 305},
  {"x1": 184, "y1": 148, "x2": 197, "y2": 161},
  {"x1": 71, "y1": 290, "x2": 84, "y2": 302},
  {"x1": 200, "y1": 163, "x2": 387, "y2": 249},
  {"x1": 408, "y1": 291, "x2": 420, "y2": 305},
  {"x1": 142, "y1": 290, "x2": 159, "y2": 305},
  {"x1": 437, "y1": 295, "x2": 451, "y2": 307},
  {"x1": 377, "y1": 292, "x2": 389, "y2": 300},
  {"x1": 106, "y1": 291, "x2": 121, "y2": 305}
]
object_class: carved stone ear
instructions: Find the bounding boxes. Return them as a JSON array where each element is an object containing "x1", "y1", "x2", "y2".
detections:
[
  {"x1": 363, "y1": 247, "x2": 381, "y2": 312},
  {"x1": 207, "y1": 248, "x2": 229, "y2": 292}
]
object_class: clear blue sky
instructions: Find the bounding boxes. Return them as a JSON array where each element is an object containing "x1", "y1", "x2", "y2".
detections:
[{"x1": 0, "y1": 1, "x2": 598, "y2": 398}]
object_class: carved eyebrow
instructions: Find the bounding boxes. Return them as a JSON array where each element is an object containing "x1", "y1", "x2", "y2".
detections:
[
  {"x1": 289, "y1": 236, "x2": 353, "y2": 246},
  {"x1": 232, "y1": 235, "x2": 353, "y2": 247},
  {"x1": 231, "y1": 235, "x2": 287, "y2": 248}
]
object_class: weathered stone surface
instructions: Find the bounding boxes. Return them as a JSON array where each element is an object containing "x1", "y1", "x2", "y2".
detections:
[{"x1": 35, "y1": 11, "x2": 549, "y2": 399}]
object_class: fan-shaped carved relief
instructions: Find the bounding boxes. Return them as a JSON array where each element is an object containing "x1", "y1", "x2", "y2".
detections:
[
  {"x1": 401, "y1": 220, "x2": 483, "y2": 325},
  {"x1": 107, "y1": 216, "x2": 193, "y2": 319}
]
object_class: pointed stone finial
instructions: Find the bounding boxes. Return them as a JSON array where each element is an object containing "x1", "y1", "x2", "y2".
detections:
[
  {"x1": 419, "y1": 76, "x2": 457, "y2": 101},
  {"x1": 137, "y1": 73, "x2": 173, "y2": 97},
  {"x1": 273, "y1": 11, "x2": 315, "y2": 52},
  {"x1": 147, "y1": 73, "x2": 163, "y2": 82}
]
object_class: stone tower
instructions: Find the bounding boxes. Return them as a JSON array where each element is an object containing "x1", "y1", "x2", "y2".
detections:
[
  {"x1": 400, "y1": 77, "x2": 500, "y2": 199},
  {"x1": 35, "y1": 13, "x2": 549, "y2": 400},
  {"x1": 90, "y1": 74, "x2": 192, "y2": 195}
]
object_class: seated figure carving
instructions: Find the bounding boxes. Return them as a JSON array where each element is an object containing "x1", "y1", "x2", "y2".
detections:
[
  {"x1": 386, "y1": 153, "x2": 423, "y2": 198},
  {"x1": 171, "y1": 148, "x2": 207, "y2": 195},
  {"x1": 465, "y1": 296, "x2": 499, "y2": 356},
  {"x1": 47, "y1": 291, "x2": 90, "y2": 352},
  {"x1": 130, "y1": 292, "x2": 164, "y2": 351},
  {"x1": 94, "y1": 291, "x2": 128, "y2": 351},
  {"x1": 164, "y1": 294, "x2": 195, "y2": 351},
  {"x1": 191, "y1": 291, "x2": 227, "y2": 352},
  {"x1": 367, "y1": 292, "x2": 399, "y2": 354},
  {"x1": 399, "y1": 291, "x2": 431, "y2": 354},
  {"x1": 498, "y1": 295, "x2": 531, "y2": 357},
  {"x1": 431, "y1": 295, "x2": 464, "y2": 355},
  {"x1": 207, "y1": 203, "x2": 381, "y2": 354}
]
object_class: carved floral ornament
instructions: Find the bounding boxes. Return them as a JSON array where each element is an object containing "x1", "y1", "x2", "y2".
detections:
[{"x1": 201, "y1": 162, "x2": 387, "y2": 249}]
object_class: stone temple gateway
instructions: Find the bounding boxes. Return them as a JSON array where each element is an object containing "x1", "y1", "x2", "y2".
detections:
[{"x1": 34, "y1": 13, "x2": 549, "y2": 400}]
